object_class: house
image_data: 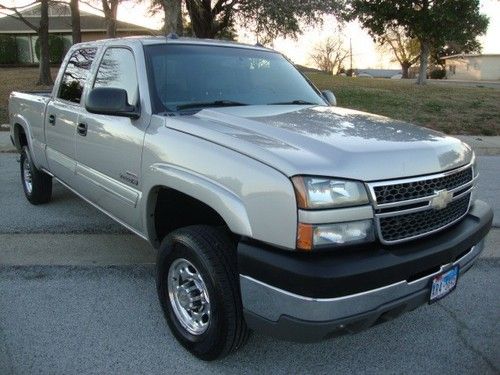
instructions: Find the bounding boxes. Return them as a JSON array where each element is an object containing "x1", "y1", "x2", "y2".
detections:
[
  {"x1": 441, "y1": 54, "x2": 500, "y2": 81},
  {"x1": 0, "y1": 3, "x2": 157, "y2": 64}
]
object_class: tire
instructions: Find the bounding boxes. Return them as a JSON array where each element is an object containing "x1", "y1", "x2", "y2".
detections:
[
  {"x1": 156, "y1": 225, "x2": 250, "y2": 360},
  {"x1": 20, "y1": 146, "x2": 52, "y2": 205}
]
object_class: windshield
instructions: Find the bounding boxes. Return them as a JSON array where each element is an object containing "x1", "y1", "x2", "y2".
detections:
[{"x1": 144, "y1": 44, "x2": 326, "y2": 113}]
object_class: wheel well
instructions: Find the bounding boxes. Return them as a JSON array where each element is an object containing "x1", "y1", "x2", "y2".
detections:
[
  {"x1": 14, "y1": 124, "x2": 28, "y2": 149},
  {"x1": 152, "y1": 187, "x2": 229, "y2": 245}
]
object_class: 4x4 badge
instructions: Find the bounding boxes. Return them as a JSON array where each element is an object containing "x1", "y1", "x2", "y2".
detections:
[{"x1": 431, "y1": 189, "x2": 453, "y2": 210}]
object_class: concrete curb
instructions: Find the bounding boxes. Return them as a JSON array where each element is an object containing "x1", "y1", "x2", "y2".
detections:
[{"x1": 455, "y1": 135, "x2": 500, "y2": 156}]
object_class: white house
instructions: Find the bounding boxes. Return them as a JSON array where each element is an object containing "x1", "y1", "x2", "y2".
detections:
[{"x1": 442, "y1": 54, "x2": 500, "y2": 81}]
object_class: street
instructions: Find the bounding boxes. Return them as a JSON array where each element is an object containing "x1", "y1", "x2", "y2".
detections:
[{"x1": 0, "y1": 153, "x2": 499, "y2": 374}]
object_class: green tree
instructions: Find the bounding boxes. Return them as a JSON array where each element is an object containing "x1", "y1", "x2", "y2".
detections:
[
  {"x1": 0, "y1": 35, "x2": 18, "y2": 64},
  {"x1": 347, "y1": 0, "x2": 489, "y2": 84},
  {"x1": 176, "y1": 0, "x2": 343, "y2": 41},
  {"x1": 35, "y1": 34, "x2": 65, "y2": 64}
]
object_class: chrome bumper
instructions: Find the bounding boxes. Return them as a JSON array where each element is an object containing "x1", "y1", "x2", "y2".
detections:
[{"x1": 240, "y1": 239, "x2": 484, "y2": 323}]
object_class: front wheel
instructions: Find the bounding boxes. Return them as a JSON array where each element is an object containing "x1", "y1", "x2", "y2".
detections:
[
  {"x1": 156, "y1": 225, "x2": 249, "y2": 360},
  {"x1": 20, "y1": 146, "x2": 52, "y2": 205}
]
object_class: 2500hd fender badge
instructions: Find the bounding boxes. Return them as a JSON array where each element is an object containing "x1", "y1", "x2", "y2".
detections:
[{"x1": 120, "y1": 171, "x2": 139, "y2": 186}]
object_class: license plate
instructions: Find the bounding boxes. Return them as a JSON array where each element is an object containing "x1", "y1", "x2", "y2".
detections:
[{"x1": 429, "y1": 265, "x2": 459, "y2": 303}]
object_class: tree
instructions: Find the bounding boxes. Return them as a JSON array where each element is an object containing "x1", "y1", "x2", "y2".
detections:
[
  {"x1": 0, "y1": 0, "x2": 53, "y2": 85},
  {"x1": 180, "y1": 0, "x2": 343, "y2": 41},
  {"x1": 101, "y1": 0, "x2": 119, "y2": 37},
  {"x1": 82, "y1": 0, "x2": 121, "y2": 37},
  {"x1": 378, "y1": 26, "x2": 420, "y2": 78},
  {"x1": 309, "y1": 36, "x2": 348, "y2": 74},
  {"x1": 239, "y1": 0, "x2": 344, "y2": 44},
  {"x1": 148, "y1": 0, "x2": 183, "y2": 34},
  {"x1": 347, "y1": 0, "x2": 489, "y2": 84},
  {"x1": 69, "y1": 0, "x2": 81, "y2": 44},
  {"x1": 184, "y1": 0, "x2": 234, "y2": 38}
]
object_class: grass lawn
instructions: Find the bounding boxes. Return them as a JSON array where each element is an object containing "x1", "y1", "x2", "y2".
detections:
[
  {"x1": 306, "y1": 72, "x2": 500, "y2": 135},
  {"x1": 0, "y1": 67, "x2": 498, "y2": 135}
]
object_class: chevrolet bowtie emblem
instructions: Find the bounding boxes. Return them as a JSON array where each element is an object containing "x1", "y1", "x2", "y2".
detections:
[{"x1": 431, "y1": 189, "x2": 453, "y2": 210}]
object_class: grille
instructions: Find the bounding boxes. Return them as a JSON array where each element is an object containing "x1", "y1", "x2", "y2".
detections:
[
  {"x1": 378, "y1": 193, "x2": 470, "y2": 242},
  {"x1": 373, "y1": 168, "x2": 473, "y2": 204}
]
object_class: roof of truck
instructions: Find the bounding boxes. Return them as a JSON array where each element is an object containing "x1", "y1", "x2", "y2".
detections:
[{"x1": 75, "y1": 35, "x2": 274, "y2": 52}]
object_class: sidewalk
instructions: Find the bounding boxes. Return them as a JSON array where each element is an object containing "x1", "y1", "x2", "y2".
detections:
[
  {"x1": 0, "y1": 130, "x2": 13, "y2": 152},
  {"x1": 1, "y1": 127, "x2": 499, "y2": 155}
]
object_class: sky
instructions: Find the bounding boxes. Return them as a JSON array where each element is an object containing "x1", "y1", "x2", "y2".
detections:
[{"x1": 3, "y1": 0, "x2": 500, "y2": 69}]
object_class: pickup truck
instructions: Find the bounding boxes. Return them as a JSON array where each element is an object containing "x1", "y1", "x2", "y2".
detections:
[{"x1": 9, "y1": 36, "x2": 493, "y2": 360}]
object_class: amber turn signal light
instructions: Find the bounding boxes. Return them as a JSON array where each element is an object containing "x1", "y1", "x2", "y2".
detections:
[{"x1": 296, "y1": 223, "x2": 314, "y2": 251}]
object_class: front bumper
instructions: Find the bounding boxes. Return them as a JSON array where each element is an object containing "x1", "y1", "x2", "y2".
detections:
[{"x1": 238, "y1": 200, "x2": 493, "y2": 342}]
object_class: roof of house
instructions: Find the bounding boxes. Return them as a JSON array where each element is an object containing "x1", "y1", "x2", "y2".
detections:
[
  {"x1": 356, "y1": 69, "x2": 402, "y2": 78},
  {"x1": 441, "y1": 54, "x2": 500, "y2": 60},
  {"x1": 0, "y1": 3, "x2": 157, "y2": 34}
]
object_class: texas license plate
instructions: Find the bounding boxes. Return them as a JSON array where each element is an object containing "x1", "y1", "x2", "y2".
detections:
[{"x1": 429, "y1": 265, "x2": 459, "y2": 303}]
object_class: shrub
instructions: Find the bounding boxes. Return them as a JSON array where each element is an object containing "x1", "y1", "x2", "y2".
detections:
[
  {"x1": 35, "y1": 35, "x2": 65, "y2": 64},
  {"x1": 430, "y1": 68, "x2": 446, "y2": 79},
  {"x1": 0, "y1": 35, "x2": 18, "y2": 64}
]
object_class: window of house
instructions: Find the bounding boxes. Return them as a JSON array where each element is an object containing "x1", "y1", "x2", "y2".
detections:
[
  {"x1": 94, "y1": 48, "x2": 139, "y2": 106},
  {"x1": 58, "y1": 48, "x2": 97, "y2": 103}
]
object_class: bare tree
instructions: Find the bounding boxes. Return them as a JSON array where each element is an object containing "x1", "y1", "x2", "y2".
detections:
[
  {"x1": 101, "y1": 0, "x2": 118, "y2": 38},
  {"x1": 378, "y1": 26, "x2": 420, "y2": 79},
  {"x1": 0, "y1": 0, "x2": 53, "y2": 85},
  {"x1": 309, "y1": 37, "x2": 348, "y2": 75},
  {"x1": 81, "y1": 0, "x2": 120, "y2": 38},
  {"x1": 69, "y1": 0, "x2": 81, "y2": 43}
]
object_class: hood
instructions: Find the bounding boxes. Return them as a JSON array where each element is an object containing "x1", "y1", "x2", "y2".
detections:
[{"x1": 165, "y1": 105, "x2": 473, "y2": 181}]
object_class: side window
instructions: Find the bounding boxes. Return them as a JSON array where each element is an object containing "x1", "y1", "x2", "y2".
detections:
[
  {"x1": 58, "y1": 48, "x2": 97, "y2": 103},
  {"x1": 94, "y1": 48, "x2": 139, "y2": 106}
]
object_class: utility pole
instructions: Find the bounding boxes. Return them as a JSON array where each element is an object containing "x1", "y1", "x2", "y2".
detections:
[{"x1": 349, "y1": 38, "x2": 353, "y2": 72}]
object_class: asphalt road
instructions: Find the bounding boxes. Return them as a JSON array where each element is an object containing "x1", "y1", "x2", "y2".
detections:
[{"x1": 0, "y1": 153, "x2": 499, "y2": 374}]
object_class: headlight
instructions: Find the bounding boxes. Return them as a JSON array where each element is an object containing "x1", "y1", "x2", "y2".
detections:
[
  {"x1": 292, "y1": 176, "x2": 369, "y2": 209},
  {"x1": 297, "y1": 220, "x2": 374, "y2": 251}
]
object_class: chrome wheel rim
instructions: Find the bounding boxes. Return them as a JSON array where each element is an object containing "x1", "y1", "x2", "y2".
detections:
[
  {"x1": 23, "y1": 155, "x2": 33, "y2": 194},
  {"x1": 167, "y1": 258, "x2": 211, "y2": 335}
]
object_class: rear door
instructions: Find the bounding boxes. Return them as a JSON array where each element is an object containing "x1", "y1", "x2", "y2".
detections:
[
  {"x1": 75, "y1": 46, "x2": 147, "y2": 230},
  {"x1": 45, "y1": 47, "x2": 97, "y2": 184}
]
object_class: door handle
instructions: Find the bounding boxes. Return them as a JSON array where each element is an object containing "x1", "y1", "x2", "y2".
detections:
[
  {"x1": 77, "y1": 122, "x2": 87, "y2": 136},
  {"x1": 48, "y1": 114, "x2": 55, "y2": 125}
]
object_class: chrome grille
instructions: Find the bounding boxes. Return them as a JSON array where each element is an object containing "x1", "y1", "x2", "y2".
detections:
[
  {"x1": 379, "y1": 193, "x2": 471, "y2": 242},
  {"x1": 373, "y1": 168, "x2": 473, "y2": 205},
  {"x1": 368, "y1": 164, "x2": 475, "y2": 244}
]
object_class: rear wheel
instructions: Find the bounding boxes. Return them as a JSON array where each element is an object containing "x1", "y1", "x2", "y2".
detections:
[
  {"x1": 156, "y1": 225, "x2": 249, "y2": 360},
  {"x1": 20, "y1": 146, "x2": 52, "y2": 205}
]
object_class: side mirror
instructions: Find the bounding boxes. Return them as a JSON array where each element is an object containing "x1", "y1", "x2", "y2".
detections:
[
  {"x1": 86, "y1": 87, "x2": 140, "y2": 119},
  {"x1": 321, "y1": 90, "x2": 337, "y2": 106}
]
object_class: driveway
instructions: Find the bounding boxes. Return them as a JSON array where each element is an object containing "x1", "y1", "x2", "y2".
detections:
[{"x1": 0, "y1": 153, "x2": 499, "y2": 374}]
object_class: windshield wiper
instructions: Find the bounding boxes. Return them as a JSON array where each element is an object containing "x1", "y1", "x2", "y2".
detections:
[
  {"x1": 269, "y1": 100, "x2": 317, "y2": 105},
  {"x1": 176, "y1": 100, "x2": 248, "y2": 111}
]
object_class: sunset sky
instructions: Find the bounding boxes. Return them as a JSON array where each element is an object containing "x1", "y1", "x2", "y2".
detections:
[{"x1": 2, "y1": 0, "x2": 500, "y2": 69}]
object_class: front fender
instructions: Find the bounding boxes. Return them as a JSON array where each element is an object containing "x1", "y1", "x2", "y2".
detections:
[{"x1": 143, "y1": 162, "x2": 253, "y2": 242}]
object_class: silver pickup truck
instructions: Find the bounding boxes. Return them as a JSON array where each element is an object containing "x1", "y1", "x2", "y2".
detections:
[{"x1": 9, "y1": 36, "x2": 493, "y2": 360}]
